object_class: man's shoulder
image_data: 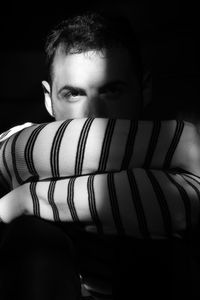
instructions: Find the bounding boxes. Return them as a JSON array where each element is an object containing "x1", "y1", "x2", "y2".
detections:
[{"x1": 0, "y1": 122, "x2": 34, "y2": 143}]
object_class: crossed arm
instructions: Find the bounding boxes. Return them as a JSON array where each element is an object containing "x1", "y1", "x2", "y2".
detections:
[{"x1": 0, "y1": 118, "x2": 200, "y2": 239}]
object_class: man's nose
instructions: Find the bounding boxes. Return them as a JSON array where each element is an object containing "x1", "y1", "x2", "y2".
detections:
[{"x1": 87, "y1": 96, "x2": 106, "y2": 118}]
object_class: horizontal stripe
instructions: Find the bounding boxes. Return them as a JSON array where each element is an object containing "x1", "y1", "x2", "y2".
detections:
[
  {"x1": 50, "y1": 119, "x2": 72, "y2": 178},
  {"x1": 127, "y1": 170, "x2": 150, "y2": 239},
  {"x1": 121, "y1": 120, "x2": 138, "y2": 170},
  {"x1": 75, "y1": 118, "x2": 94, "y2": 175},
  {"x1": 24, "y1": 123, "x2": 47, "y2": 178},
  {"x1": 163, "y1": 120, "x2": 184, "y2": 169},
  {"x1": 87, "y1": 175, "x2": 104, "y2": 235},
  {"x1": 48, "y1": 180, "x2": 60, "y2": 222},
  {"x1": 98, "y1": 119, "x2": 116, "y2": 172},
  {"x1": 143, "y1": 120, "x2": 161, "y2": 168},
  {"x1": 67, "y1": 177, "x2": 80, "y2": 223},
  {"x1": 107, "y1": 173, "x2": 125, "y2": 236},
  {"x1": 146, "y1": 170, "x2": 172, "y2": 237},
  {"x1": 29, "y1": 181, "x2": 40, "y2": 217},
  {"x1": 11, "y1": 130, "x2": 24, "y2": 185},
  {"x1": 2, "y1": 138, "x2": 12, "y2": 184}
]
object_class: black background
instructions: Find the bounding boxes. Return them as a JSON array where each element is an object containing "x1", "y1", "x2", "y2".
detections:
[{"x1": 0, "y1": 1, "x2": 199, "y2": 132}]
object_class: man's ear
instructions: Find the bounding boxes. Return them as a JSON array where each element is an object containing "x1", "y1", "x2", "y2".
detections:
[
  {"x1": 42, "y1": 81, "x2": 54, "y2": 117},
  {"x1": 142, "y1": 70, "x2": 152, "y2": 108}
]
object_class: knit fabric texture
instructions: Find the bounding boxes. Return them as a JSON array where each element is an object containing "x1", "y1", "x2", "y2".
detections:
[{"x1": 0, "y1": 118, "x2": 200, "y2": 239}]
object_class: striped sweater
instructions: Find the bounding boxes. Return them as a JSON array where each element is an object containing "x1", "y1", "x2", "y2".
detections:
[{"x1": 0, "y1": 118, "x2": 200, "y2": 239}]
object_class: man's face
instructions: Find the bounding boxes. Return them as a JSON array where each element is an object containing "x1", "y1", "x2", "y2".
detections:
[{"x1": 49, "y1": 47, "x2": 142, "y2": 120}]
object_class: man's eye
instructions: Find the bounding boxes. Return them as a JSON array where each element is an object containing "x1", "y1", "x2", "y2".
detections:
[
  {"x1": 62, "y1": 91, "x2": 80, "y2": 102},
  {"x1": 100, "y1": 88, "x2": 122, "y2": 100}
]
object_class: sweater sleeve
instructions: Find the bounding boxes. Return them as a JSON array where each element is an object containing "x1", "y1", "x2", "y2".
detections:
[
  {"x1": 0, "y1": 168, "x2": 199, "y2": 239},
  {"x1": 0, "y1": 122, "x2": 34, "y2": 192},
  {"x1": 1, "y1": 118, "x2": 200, "y2": 239},
  {"x1": 0, "y1": 118, "x2": 200, "y2": 190}
]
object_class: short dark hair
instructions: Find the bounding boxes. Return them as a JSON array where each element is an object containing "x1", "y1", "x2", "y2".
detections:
[{"x1": 45, "y1": 11, "x2": 143, "y2": 85}]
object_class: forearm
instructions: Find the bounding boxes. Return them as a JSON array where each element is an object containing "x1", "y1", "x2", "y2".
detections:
[
  {"x1": 1, "y1": 119, "x2": 200, "y2": 190},
  {"x1": 1, "y1": 169, "x2": 199, "y2": 239}
]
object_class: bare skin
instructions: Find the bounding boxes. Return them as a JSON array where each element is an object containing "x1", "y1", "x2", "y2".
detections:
[{"x1": 42, "y1": 47, "x2": 142, "y2": 120}]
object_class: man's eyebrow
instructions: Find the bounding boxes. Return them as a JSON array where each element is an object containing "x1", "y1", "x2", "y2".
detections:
[
  {"x1": 58, "y1": 85, "x2": 86, "y2": 95},
  {"x1": 57, "y1": 80, "x2": 127, "y2": 95},
  {"x1": 98, "y1": 80, "x2": 127, "y2": 91}
]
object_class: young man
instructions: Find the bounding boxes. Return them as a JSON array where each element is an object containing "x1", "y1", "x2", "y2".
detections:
[
  {"x1": 42, "y1": 13, "x2": 148, "y2": 121},
  {"x1": 0, "y1": 11, "x2": 199, "y2": 300}
]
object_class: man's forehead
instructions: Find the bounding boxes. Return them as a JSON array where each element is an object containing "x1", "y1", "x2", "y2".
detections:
[
  {"x1": 51, "y1": 49, "x2": 142, "y2": 100},
  {"x1": 53, "y1": 47, "x2": 134, "y2": 74}
]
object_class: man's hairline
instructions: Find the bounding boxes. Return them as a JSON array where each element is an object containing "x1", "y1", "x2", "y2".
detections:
[
  {"x1": 49, "y1": 46, "x2": 106, "y2": 87},
  {"x1": 48, "y1": 45, "x2": 140, "y2": 91}
]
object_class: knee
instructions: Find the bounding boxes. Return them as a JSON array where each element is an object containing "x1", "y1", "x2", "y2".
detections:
[
  {"x1": 0, "y1": 216, "x2": 77, "y2": 267},
  {"x1": 0, "y1": 216, "x2": 81, "y2": 300}
]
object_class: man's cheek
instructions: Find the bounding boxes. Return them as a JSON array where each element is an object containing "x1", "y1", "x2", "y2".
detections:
[{"x1": 68, "y1": 102, "x2": 87, "y2": 119}]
